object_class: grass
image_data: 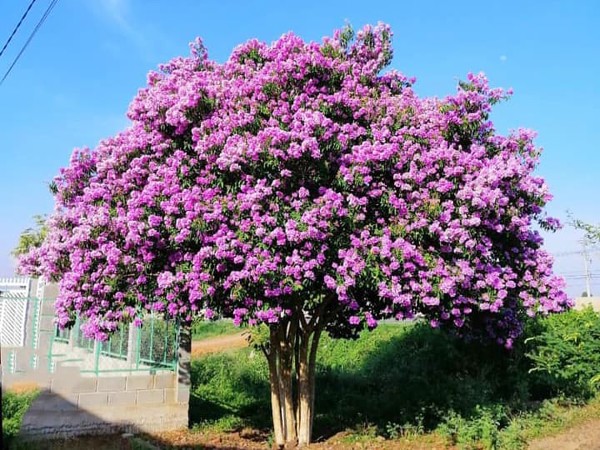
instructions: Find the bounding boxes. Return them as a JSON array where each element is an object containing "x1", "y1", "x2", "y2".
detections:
[
  {"x1": 189, "y1": 315, "x2": 600, "y2": 449},
  {"x1": 191, "y1": 318, "x2": 240, "y2": 340}
]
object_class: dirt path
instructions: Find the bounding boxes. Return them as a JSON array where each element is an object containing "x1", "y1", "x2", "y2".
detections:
[
  {"x1": 191, "y1": 332, "x2": 248, "y2": 357},
  {"x1": 528, "y1": 419, "x2": 600, "y2": 450}
]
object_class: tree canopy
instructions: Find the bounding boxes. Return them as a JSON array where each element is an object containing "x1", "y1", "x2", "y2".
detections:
[
  {"x1": 572, "y1": 219, "x2": 600, "y2": 244},
  {"x1": 19, "y1": 23, "x2": 569, "y2": 343}
]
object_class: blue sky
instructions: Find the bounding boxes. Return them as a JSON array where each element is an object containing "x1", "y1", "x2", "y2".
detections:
[{"x1": 0, "y1": 0, "x2": 598, "y2": 296}]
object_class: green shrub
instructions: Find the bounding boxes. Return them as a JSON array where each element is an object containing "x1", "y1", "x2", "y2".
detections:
[
  {"x1": 190, "y1": 349, "x2": 271, "y2": 430},
  {"x1": 527, "y1": 307, "x2": 600, "y2": 399},
  {"x1": 437, "y1": 405, "x2": 509, "y2": 449},
  {"x1": 2, "y1": 390, "x2": 39, "y2": 448},
  {"x1": 191, "y1": 323, "x2": 532, "y2": 436}
]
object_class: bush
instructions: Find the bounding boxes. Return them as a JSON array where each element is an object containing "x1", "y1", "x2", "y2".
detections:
[
  {"x1": 190, "y1": 350, "x2": 271, "y2": 430},
  {"x1": 437, "y1": 405, "x2": 507, "y2": 449},
  {"x1": 314, "y1": 323, "x2": 532, "y2": 435},
  {"x1": 527, "y1": 307, "x2": 600, "y2": 399},
  {"x1": 2, "y1": 390, "x2": 38, "y2": 448}
]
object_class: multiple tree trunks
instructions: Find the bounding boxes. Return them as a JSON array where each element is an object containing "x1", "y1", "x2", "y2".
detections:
[{"x1": 263, "y1": 312, "x2": 324, "y2": 447}]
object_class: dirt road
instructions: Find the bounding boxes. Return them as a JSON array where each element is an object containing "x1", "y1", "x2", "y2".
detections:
[
  {"x1": 191, "y1": 332, "x2": 248, "y2": 357},
  {"x1": 528, "y1": 419, "x2": 600, "y2": 450}
]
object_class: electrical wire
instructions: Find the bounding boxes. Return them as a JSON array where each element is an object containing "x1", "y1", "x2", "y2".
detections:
[
  {"x1": 0, "y1": 0, "x2": 60, "y2": 86},
  {"x1": 0, "y1": 0, "x2": 38, "y2": 59}
]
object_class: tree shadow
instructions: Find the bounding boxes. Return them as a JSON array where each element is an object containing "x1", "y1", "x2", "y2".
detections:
[
  {"x1": 189, "y1": 352, "x2": 272, "y2": 431},
  {"x1": 312, "y1": 323, "x2": 536, "y2": 440}
]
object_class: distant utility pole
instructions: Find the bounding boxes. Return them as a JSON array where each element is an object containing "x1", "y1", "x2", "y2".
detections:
[{"x1": 581, "y1": 239, "x2": 593, "y2": 297}]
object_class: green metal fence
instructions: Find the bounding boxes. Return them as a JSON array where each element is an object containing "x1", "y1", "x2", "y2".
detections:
[
  {"x1": 1, "y1": 296, "x2": 181, "y2": 376},
  {"x1": 48, "y1": 312, "x2": 180, "y2": 375},
  {"x1": 137, "y1": 314, "x2": 179, "y2": 369},
  {"x1": 101, "y1": 323, "x2": 129, "y2": 360}
]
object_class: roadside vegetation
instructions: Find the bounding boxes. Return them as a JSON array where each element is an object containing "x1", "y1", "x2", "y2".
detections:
[
  {"x1": 2, "y1": 389, "x2": 38, "y2": 449},
  {"x1": 188, "y1": 307, "x2": 600, "y2": 449}
]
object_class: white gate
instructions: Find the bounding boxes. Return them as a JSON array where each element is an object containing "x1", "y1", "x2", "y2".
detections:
[{"x1": 0, "y1": 277, "x2": 32, "y2": 347}]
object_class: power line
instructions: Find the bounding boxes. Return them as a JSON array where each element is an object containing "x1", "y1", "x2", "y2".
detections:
[
  {"x1": 582, "y1": 239, "x2": 593, "y2": 297},
  {"x1": 554, "y1": 248, "x2": 600, "y2": 257},
  {"x1": 0, "y1": 0, "x2": 38, "y2": 59},
  {"x1": 0, "y1": 0, "x2": 60, "y2": 86}
]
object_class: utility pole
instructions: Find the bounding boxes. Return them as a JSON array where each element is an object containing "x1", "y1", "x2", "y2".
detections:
[{"x1": 581, "y1": 239, "x2": 593, "y2": 297}]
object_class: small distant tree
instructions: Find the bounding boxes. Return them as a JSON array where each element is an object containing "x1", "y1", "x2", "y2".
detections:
[
  {"x1": 12, "y1": 215, "x2": 47, "y2": 257},
  {"x1": 18, "y1": 24, "x2": 570, "y2": 446},
  {"x1": 572, "y1": 219, "x2": 600, "y2": 244}
]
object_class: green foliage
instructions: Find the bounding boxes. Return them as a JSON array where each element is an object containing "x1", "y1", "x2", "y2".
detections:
[
  {"x1": 190, "y1": 312, "x2": 600, "y2": 448},
  {"x1": 437, "y1": 405, "x2": 507, "y2": 449},
  {"x1": 190, "y1": 349, "x2": 271, "y2": 431},
  {"x1": 313, "y1": 323, "x2": 531, "y2": 436},
  {"x1": 190, "y1": 323, "x2": 530, "y2": 435},
  {"x1": 128, "y1": 436, "x2": 160, "y2": 450},
  {"x1": 12, "y1": 215, "x2": 47, "y2": 257},
  {"x1": 2, "y1": 390, "x2": 39, "y2": 448},
  {"x1": 191, "y1": 319, "x2": 239, "y2": 340},
  {"x1": 571, "y1": 217, "x2": 600, "y2": 244},
  {"x1": 526, "y1": 307, "x2": 600, "y2": 399}
]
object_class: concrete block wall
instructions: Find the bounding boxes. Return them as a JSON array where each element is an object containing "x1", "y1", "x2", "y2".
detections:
[
  {"x1": 18, "y1": 367, "x2": 189, "y2": 439},
  {"x1": 1, "y1": 283, "x2": 192, "y2": 439},
  {"x1": 574, "y1": 297, "x2": 600, "y2": 311}
]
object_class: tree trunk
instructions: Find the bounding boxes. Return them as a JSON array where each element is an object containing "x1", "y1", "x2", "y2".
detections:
[
  {"x1": 279, "y1": 323, "x2": 297, "y2": 445},
  {"x1": 177, "y1": 323, "x2": 192, "y2": 423},
  {"x1": 296, "y1": 333, "x2": 311, "y2": 446},
  {"x1": 267, "y1": 329, "x2": 285, "y2": 447},
  {"x1": 266, "y1": 320, "x2": 323, "y2": 448},
  {"x1": 307, "y1": 328, "x2": 322, "y2": 442}
]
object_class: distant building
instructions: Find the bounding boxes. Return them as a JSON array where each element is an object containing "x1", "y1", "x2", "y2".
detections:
[{"x1": 574, "y1": 297, "x2": 600, "y2": 312}]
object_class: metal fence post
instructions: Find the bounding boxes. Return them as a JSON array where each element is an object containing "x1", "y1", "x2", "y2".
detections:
[
  {"x1": 94, "y1": 340, "x2": 101, "y2": 376},
  {"x1": 126, "y1": 323, "x2": 137, "y2": 366}
]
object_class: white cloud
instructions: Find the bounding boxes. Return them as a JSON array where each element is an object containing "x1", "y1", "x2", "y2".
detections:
[
  {"x1": 96, "y1": 0, "x2": 131, "y2": 32},
  {"x1": 88, "y1": 0, "x2": 156, "y2": 61}
]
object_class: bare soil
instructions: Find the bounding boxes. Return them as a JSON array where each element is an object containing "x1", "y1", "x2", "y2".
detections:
[
  {"x1": 528, "y1": 419, "x2": 600, "y2": 450},
  {"x1": 149, "y1": 429, "x2": 449, "y2": 449},
  {"x1": 5, "y1": 381, "x2": 40, "y2": 394},
  {"x1": 191, "y1": 332, "x2": 248, "y2": 357}
]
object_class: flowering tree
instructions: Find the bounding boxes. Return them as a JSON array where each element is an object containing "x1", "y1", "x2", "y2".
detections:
[{"x1": 19, "y1": 24, "x2": 570, "y2": 446}]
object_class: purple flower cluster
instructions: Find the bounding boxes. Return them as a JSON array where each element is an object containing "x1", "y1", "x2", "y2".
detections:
[{"x1": 19, "y1": 24, "x2": 571, "y2": 345}]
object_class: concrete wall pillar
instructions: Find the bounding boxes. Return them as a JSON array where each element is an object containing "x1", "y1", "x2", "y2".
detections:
[
  {"x1": 175, "y1": 325, "x2": 191, "y2": 408},
  {"x1": 126, "y1": 324, "x2": 138, "y2": 366}
]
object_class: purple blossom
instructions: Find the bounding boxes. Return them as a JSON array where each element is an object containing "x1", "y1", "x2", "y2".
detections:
[{"x1": 18, "y1": 23, "x2": 570, "y2": 345}]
